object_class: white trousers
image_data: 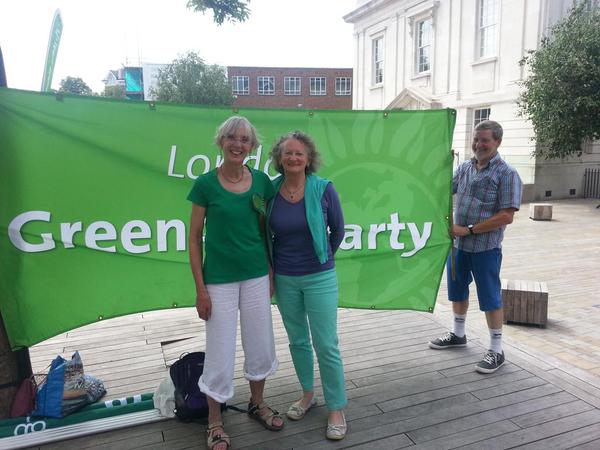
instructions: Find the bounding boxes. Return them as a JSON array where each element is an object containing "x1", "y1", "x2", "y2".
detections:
[{"x1": 198, "y1": 275, "x2": 278, "y2": 403}]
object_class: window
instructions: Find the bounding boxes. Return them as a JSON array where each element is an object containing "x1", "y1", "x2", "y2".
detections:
[
  {"x1": 231, "y1": 76, "x2": 249, "y2": 95},
  {"x1": 478, "y1": 0, "x2": 499, "y2": 58},
  {"x1": 335, "y1": 77, "x2": 352, "y2": 96},
  {"x1": 373, "y1": 37, "x2": 384, "y2": 84},
  {"x1": 284, "y1": 77, "x2": 301, "y2": 95},
  {"x1": 473, "y1": 107, "x2": 491, "y2": 127},
  {"x1": 416, "y1": 18, "x2": 432, "y2": 73},
  {"x1": 310, "y1": 77, "x2": 327, "y2": 96},
  {"x1": 257, "y1": 76, "x2": 274, "y2": 95}
]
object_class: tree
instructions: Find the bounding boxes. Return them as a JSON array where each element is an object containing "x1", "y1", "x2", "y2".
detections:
[
  {"x1": 152, "y1": 51, "x2": 232, "y2": 106},
  {"x1": 518, "y1": 3, "x2": 600, "y2": 159},
  {"x1": 58, "y1": 76, "x2": 94, "y2": 96},
  {"x1": 187, "y1": 0, "x2": 250, "y2": 25}
]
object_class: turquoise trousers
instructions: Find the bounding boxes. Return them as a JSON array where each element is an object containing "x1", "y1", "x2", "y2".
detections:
[{"x1": 275, "y1": 269, "x2": 347, "y2": 411}]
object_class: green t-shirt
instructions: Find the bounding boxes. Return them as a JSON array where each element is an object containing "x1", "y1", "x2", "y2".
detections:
[{"x1": 187, "y1": 167, "x2": 275, "y2": 284}]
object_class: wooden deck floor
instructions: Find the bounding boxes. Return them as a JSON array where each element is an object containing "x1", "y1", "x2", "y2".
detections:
[{"x1": 22, "y1": 199, "x2": 600, "y2": 449}]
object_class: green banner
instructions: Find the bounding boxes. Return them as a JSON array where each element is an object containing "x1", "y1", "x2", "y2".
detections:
[
  {"x1": 0, "y1": 88, "x2": 455, "y2": 350},
  {"x1": 0, "y1": 393, "x2": 153, "y2": 438},
  {"x1": 40, "y1": 10, "x2": 63, "y2": 92}
]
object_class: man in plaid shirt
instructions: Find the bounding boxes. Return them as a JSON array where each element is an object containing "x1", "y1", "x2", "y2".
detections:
[{"x1": 429, "y1": 120, "x2": 522, "y2": 373}]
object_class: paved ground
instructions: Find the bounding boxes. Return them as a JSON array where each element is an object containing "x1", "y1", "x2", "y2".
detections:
[
  {"x1": 18, "y1": 308, "x2": 600, "y2": 450},
  {"x1": 432, "y1": 198, "x2": 600, "y2": 387}
]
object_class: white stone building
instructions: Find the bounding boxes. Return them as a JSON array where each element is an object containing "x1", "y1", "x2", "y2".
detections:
[{"x1": 344, "y1": 0, "x2": 600, "y2": 201}]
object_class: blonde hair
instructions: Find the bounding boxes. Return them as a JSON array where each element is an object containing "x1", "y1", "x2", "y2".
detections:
[
  {"x1": 214, "y1": 116, "x2": 260, "y2": 150},
  {"x1": 269, "y1": 131, "x2": 321, "y2": 174}
]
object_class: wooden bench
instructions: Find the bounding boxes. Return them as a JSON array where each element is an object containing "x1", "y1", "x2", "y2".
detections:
[{"x1": 502, "y1": 279, "x2": 548, "y2": 327}]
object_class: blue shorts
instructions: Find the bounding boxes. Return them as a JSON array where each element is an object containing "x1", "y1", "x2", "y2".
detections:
[{"x1": 446, "y1": 248, "x2": 502, "y2": 312}]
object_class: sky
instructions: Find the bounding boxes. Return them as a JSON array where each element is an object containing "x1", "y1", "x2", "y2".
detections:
[{"x1": 0, "y1": 0, "x2": 358, "y2": 94}]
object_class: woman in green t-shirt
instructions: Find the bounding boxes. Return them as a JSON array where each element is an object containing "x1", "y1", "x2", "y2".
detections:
[{"x1": 188, "y1": 116, "x2": 283, "y2": 450}]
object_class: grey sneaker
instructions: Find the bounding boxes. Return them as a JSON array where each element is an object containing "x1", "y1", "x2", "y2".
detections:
[
  {"x1": 476, "y1": 350, "x2": 505, "y2": 373},
  {"x1": 428, "y1": 332, "x2": 467, "y2": 349}
]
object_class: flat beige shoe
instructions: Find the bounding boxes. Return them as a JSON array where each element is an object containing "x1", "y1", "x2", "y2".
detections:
[
  {"x1": 286, "y1": 396, "x2": 318, "y2": 421},
  {"x1": 326, "y1": 412, "x2": 347, "y2": 440}
]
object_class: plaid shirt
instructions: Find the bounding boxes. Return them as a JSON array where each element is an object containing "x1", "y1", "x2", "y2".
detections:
[{"x1": 453, "y1": 153, "x2": 522, "y2": 252}]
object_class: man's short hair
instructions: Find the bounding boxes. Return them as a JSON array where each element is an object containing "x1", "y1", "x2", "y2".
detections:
[{"x1": 474, "y1": 120, "x2": 503, "y2": 141}]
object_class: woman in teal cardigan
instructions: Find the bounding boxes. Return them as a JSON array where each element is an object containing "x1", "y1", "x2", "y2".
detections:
[{"x1": 267, "y1": 131, "x2": 348, "y2": 440}]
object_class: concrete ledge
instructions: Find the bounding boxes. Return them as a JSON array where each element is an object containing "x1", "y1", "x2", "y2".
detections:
[
  {"x1": 502, "y1": 279, "x2": 548, "y2": 327},
  {"x1": 529, "y1": 203, "x2": 553, "y2": 221}
]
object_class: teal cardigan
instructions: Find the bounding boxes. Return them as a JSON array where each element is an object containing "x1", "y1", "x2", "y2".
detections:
[{"x1": 267, "y1": 174, "x2": 331, "y2": 264}]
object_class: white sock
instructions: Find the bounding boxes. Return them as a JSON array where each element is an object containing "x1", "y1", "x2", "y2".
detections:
[
  {"x1": 453, "y1": 313, "x2": 467, "y2": 337},
  {"x1": 489, "y1": 328, "x2": 503, "y2": 354}
]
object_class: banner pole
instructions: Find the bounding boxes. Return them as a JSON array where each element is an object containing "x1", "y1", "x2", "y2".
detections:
[{"x1": 450, "y1": 149, "x2": 456, "y2": 281}]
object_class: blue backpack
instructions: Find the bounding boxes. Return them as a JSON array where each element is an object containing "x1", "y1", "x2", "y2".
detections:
[
  {"x1": 169, "y1": 352, "x2": 210, "y2": 421},
  {"x1": 169, "y1": 352, "x2": 244, "y2": 421}
]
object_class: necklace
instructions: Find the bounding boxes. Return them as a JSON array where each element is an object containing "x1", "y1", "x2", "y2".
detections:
[
  {"x1": 220, "y1": 166, "x2": 244, "y2": 184},
  {"x1": 282, "y1": 181, "x2": 305, "y2": 199}
]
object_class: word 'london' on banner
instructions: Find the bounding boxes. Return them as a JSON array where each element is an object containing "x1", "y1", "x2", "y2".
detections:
[{"x1": 0, "y1": 88, "x2": 456, "y2": 349}]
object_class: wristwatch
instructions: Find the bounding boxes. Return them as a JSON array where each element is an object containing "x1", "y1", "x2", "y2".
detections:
[{"x1": 467, "y1": 224, "x2": 475, "y2": 235}]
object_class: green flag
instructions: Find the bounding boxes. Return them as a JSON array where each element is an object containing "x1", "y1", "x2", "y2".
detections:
[
  {"x1": 0, "y1": 88, "x2": 455, "y2": 349},
  {"x1": 40, "y1": 10, "x2": 63, "y2": 92}
]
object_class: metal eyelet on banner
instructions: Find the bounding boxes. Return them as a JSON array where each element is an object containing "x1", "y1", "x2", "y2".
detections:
[{"x1": 148, "y1": 102, "x2": 156, "y2": 111}]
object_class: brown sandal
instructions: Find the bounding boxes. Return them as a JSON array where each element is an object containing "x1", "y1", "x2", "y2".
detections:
[
  {"x1": 207, "y1": 422, "x2": 230, "y2": 449},
  {"x1": 248, "y1": 400, "x2": 284, "y2": 431}
]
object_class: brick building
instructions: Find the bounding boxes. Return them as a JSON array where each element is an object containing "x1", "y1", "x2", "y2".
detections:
[{"x1": 227, "y1": 67, "x2": 353, "y2": 110}]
